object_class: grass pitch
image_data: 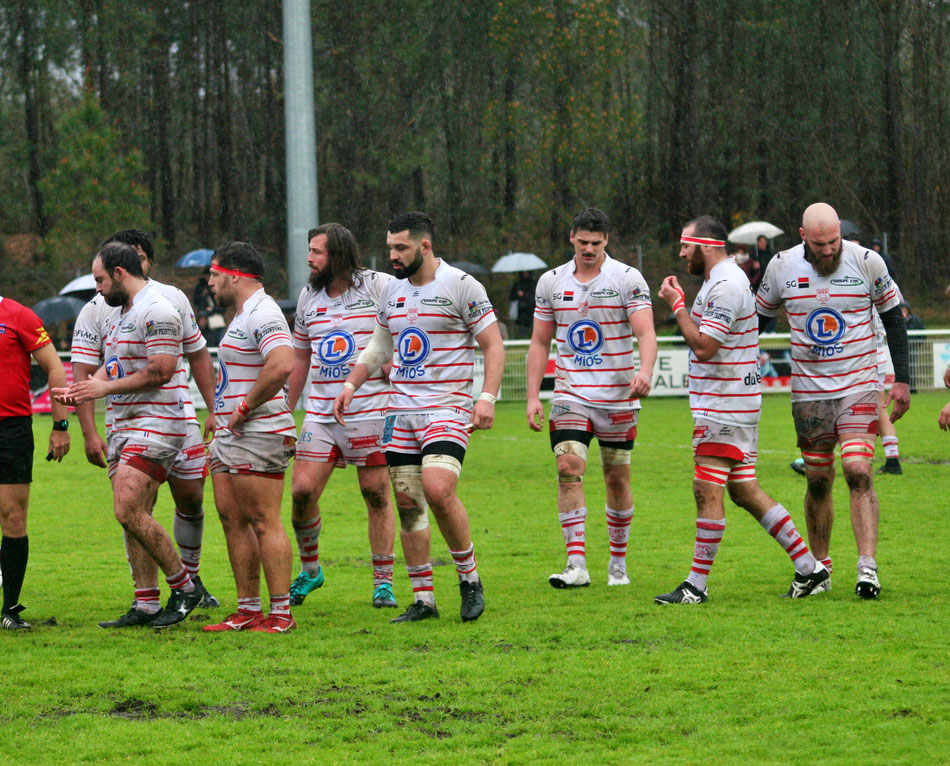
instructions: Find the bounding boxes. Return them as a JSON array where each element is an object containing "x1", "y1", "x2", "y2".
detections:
[{"x1": 4, "y1": 392, "x2": 949, "y2": 763}]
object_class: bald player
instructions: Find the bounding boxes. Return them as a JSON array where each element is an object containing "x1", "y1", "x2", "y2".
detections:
[{"x1": 756, "y1": 202, "x2": 910, "y2": 599}]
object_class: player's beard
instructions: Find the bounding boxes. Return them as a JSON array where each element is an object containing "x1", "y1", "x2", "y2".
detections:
[
  {"x1": 392, "y1": 246, "x2": 424, "y2": 280},
  {"x1": 685, "y1": 246, "x2": 704, "y2": 276},
  {"x1": 102, "y1": 283, "x2": 128, "y2": 307},
  {"x1": 309, "y1": 263, "x2": 333, "y2": 291},
  {"x1": 806, "y1": 243, "x2": 842, "y2": 276}
]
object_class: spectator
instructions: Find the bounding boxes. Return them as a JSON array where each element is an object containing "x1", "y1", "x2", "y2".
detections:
[
  {"x1": 192, "y1": 268, "x2": 216, "y2": 315},
  {"x1": 901, "y1": 302, "x2": 925, "y2": 393},
  {"x1": 734, "y1": 244, "x2": 762, "y2": 291},
  {"x1": 509, "y1": 271, "x2": 537, "y2": 338},
  {"x1": 871, "y1": 238, "x2": 895, "y2": 278},
  {"x1": 753, "y1": 235, "x2": 773, "y2": 272}
]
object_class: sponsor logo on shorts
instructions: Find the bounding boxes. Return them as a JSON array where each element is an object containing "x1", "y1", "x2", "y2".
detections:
[
  {"x1": 183, "y1": 444, "x2": 207, "y2": 460},
  {"x1": 609, "y1": 411, "x2": 635, "y2": 425},
  {"x1": 717, "y1": 425, "x2": 733, "y2": 436},
  {"x1": 805, "y1": 308, "x2": 846, "y2": 345},
  {"x1": 566, "y1": 320, "x2": 604, "y2": 355},
  {"x1": 122, "y1": 444, "x2": 148, "y2": 455},
  {"x1": 794, "y1": 416, "x2": 823, "y2": 431},
  {"x1": 397, "y1": 327, "x2": 430, "y2": 366},
  {"x1": 318, "y1": 330, "x2": 356, "y2": 366},
  {"x1": 693, "y1": 426, "x2": 709, "y2": 438},
  {"x1": 849, "y1": 403, "x2": 878, "y2": 416},
  {"x1": 348, "y1": 435, "x2": 381, "y2": 450},
  {"x1": 551, "y1": 403, "x2": 571, "y2": 417}
]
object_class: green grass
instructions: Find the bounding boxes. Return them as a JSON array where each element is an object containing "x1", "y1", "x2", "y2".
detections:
[{"x1": 4, "y1": 392, "x2": 949, "y2": 764}]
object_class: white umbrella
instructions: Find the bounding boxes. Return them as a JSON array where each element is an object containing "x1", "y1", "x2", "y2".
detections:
[
  {"x1": 59, "y1": 273, "x2": 96, "y2": 296},
  {"x1": 491, "y1": 252, "x2": 547, "y2": 273},
  {"x1": 727, "y1": 221, "x2": 784, "y2": 246}
]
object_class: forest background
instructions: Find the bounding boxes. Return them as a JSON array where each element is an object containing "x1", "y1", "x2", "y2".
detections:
[{"x1": 1, "y1": 0, "x2": 949, "y2": 321}]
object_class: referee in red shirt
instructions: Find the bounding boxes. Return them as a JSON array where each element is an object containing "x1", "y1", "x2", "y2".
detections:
[{"x1": 0, "y1": 296, "x2": 70, "y2": 629}]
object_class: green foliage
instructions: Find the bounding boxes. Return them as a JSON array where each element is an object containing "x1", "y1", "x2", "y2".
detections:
[
  {"x1": 5, "y1": 392, "x2": 949, "y2": 761},
  {"x1": 38, "y1": 92, "x2": 149, "y2": 269}
]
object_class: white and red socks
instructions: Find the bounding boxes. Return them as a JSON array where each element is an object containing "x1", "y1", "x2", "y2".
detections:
[
  {"x1": 606, "y1": 505, "x2": 633, "y2": 572},
  {"x1": 758, "y1": 504, "x2": 817, "y2": 575},
  {"x1": 269, "y1": 594, "x2": 291, "y2": 617},
  {"x1": 406, "y1": 563, "x2": 435, "y2": 606},
  {"x1": 134, "y1": 587, "x2": 161, "y2": 615},
  {"x1": 237, "y1": 596, "x2": 262, "y2": 616},
  {"x1": 173, "y1": 509, "x2": 204, "y2": 577},
  {"x1": 292, "y1": 515, "x2": 322, "y2": 576},
  {"x1": 373, "y1": 553, "x2": 395, "y2": 588},
  {"x1": 882, "y1": 436, "x2": 899, "y2": 460},
  {"x1": 450, "y1": 544, "x2": 479, "y2": 584},
  {"x1": 165, "y1": 566, "x2": 195, "y2": 593},
  {"x1": 685, "y1": 518, "x2": 726, "y2": 592},
  {"x1": 558, "y1": 507, "x2": 587, "y2": 569}
]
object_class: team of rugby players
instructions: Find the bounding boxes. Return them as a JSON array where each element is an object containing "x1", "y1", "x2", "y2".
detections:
[{"x1": 0, "y1": 201, "x2": 921, "y2": 630}]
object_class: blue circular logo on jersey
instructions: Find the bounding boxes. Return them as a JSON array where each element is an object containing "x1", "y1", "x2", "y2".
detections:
[
  {"x1": 215, "y1": 360, "x2": 228, "y2": 397},
  {"x1": 105, "y1": 355, "x2": 124, "y2": 380},
  {"x1": 566, "y1": 320, "x2": 604, "y2": 355},
  {"x1": 317, "y1": 330, "x2": 356, "y2": 366},
  {"x1": 397, "y1": 327, "x2": 430, "y2": 366},
  {"x1": 805, "y1": 308, "x2": 846, "y2": 345}
]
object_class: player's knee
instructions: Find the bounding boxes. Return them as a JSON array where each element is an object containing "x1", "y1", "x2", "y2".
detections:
[
  {"x1": 360, "y1": 483, "x2": 389, "y2": 513},
  {"x1": 389, "y1": 465, "x2": 428, "y2": 531},
  {"x1": 602, "y1": 464, "x2": 629, "y2": 496},
  {"x1": 844, "y1": 467, "x2": 873, "y2": 493},
  {"x1": 556, "y1": 450, "x2": 586, "y2": 484},
  {"x1": 805, "y1": 472, "x2": 833, "y2": 497},
  {"x1": 396, "y1": 503, "x2": 429, "y2": 532}
]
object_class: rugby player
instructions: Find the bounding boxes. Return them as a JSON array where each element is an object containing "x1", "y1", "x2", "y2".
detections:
[
  {"x1": 71, "y1": 230, "x2": 218, "y2": 627},
  {"x1": 334, "y1": 212, "x2": 504, "y2": 623},
  {"x1": 55, "y1": 242, "x2": 205, "y2": 628},
  {"x1": 525, "y1": 208, "x2": 657, "y2": 589},
  {"x1": 755, "y1": 202, "x2": 910, "y2": 599},
  {"x1": 654, "y1": 216, "x2": 828, "y2": 604},
  {"x1": 202, "y1": 243, "x2": 298, "y2": 633},
  {"x1": 286, "y1": 223, "x2": 400, "y2": 609}
]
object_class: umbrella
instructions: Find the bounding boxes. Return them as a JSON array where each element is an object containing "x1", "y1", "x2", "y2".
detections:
[
  {"x1": 175, "y1": 248, "x2": 215, "y2": 268},
  {"x1": 32, "y1": 295, "x2": 87, "y2": 325},
  {"x1": 491, "y1": 252, "x2": 547, "y2": 273},
  {"x1": 449, "y1": 260, "x2": 488, "y2": 275},
  {"x1": 727, "y1": 221, "x2": 784, "y2": 245},
  {"x1": 59, "y1": 273, "x2": 96, "y2": 298},
  {"x1": 840, "y1": 219, "x2": 862, "y2": 240}
]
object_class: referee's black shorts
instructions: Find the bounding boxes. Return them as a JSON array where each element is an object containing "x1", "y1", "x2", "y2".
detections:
[{"x1": 0, "y1": 416, "x2": 34, "y2": 484}]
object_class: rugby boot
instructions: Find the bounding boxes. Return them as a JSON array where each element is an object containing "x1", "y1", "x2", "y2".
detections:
[
  {"x1": 855, "y1": 566, "x2": 881, "y2": 600},
  {"x1": 654, "y1": 581, "x2": 708, "y2": 605},
  {"x1": 153, "y1": 586, "x2": 203, "y2": 628},
  {"x1": 548, "y1": 564, "x2": 591, "y2": 589},
  {"x1": 783, "y1": 561, "x2": 830, "y2": 598},
  {"x1": 0, "y1": 604, "x2": 31, "y2": 630},
  {"x1": 99, "y1": 607, "x2": 159, "y2": 628},
  {"x1": 249, "y1": 614, "x2": 297, "y2": 633},
  {"x1": 372, "y1": 582, "x2": 398, "y2": 608},
  {"x1": 192, "y1": 575, "x2": 221, "y2": 608},
  {"x1": 202, "y1": 611, "x2": 266, "y2": 632},
  {"x1": 876, "y1": 458, "x2": 902, "y2": 475},
  {"x1": 607, "y1": 564, "x2": 630, "y2": 586},
  {"x1": 390, "y1": 600, "x2": 439, "y2": 623},
  {"x1": 459, "y1": 579, "x2": 484, "y2": 622},
  {"x1": 289, "y1": 566, "x2": 324, "y2": 606}
]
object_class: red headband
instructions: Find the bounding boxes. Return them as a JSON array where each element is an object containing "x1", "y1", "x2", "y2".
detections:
[
  {"x1": 681, "y1": 236, "x2": 725, "y2": 247},
  {"x1": 211, "y1": 263, "x2": 262, "y2": 280}
]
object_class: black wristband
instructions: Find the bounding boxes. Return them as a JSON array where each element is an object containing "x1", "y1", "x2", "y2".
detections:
[{"x1": 52, "y1": 419, "x2": 69, "y2": 432}]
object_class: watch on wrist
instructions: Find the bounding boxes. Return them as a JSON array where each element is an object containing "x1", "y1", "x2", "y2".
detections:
[{"x1": 52, "y1": 420, "x2": 69, "y2": 432}]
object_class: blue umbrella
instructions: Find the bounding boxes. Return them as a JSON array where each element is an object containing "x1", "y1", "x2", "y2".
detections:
[{"x1": 175, "y1": 248, "x2": 215, "y2": 268}]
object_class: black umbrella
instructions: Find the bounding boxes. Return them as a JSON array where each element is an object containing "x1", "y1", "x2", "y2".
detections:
[
  {"x1": 840, "y1": 219, "x2": 862, "y2": 240},
  {"x1": 450, "y1": 260, "x2": 488, "y2": 275},
  {"x1": 31, "y1": 295, "x2": 88, "y2": 325}
]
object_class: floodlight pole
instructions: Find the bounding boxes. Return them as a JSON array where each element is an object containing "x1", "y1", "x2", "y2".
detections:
[{"x1": 283, "y1": 0, "x2": 319, "y2": 299}]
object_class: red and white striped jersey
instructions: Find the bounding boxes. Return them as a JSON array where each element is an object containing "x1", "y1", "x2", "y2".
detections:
[
  {"x1": 756, "y1": 240, "x2": 900, "y2": 401},
  {"x1": 216, "y1": 288, "x2": 296, "y2": 436},
  {"x1": 688, "y1": 258, "x2": 761, "y2": 427},
  {"x1": 103, "y1": 282, "x2": 195, "y2": 446},
  {"x1": 377, "y1": 260, "x2": 496, "y2": 415},
  {"x1": 293, "y1": 270, "x2": 393, "y2": 422},
  {"x1": 71, "y1": 280, "x2": 206, "y2": 430},
  {"x1": 534, "y1": 254, "x2": 652, "y2": 410}
]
